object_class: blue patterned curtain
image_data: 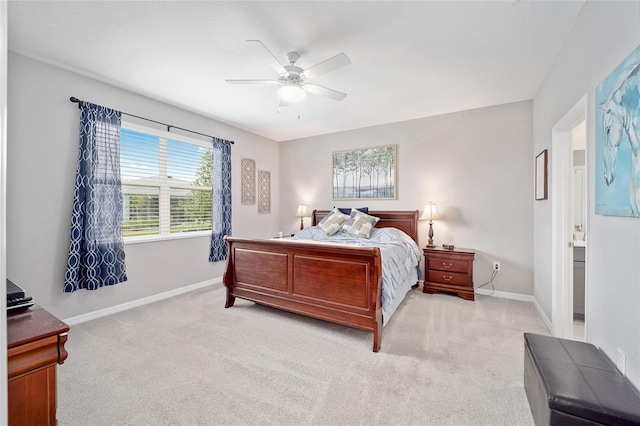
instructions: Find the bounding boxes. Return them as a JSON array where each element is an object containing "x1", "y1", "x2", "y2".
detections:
[
  {"x1": 209, "y1": 137, "x2": 232, "y2": 262},
  {"x1": 64, "y1": 101, "x2": 127, "y2": 292}
]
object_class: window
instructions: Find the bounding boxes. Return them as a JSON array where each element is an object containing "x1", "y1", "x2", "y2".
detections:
[{"x1": 120, "y1": 123, "x2": 213, "y2": 240}]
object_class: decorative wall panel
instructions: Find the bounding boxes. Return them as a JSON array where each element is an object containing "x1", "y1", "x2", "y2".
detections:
[
  {"x1": 241, "y1": 158, "x2": 256, "y2": 205},
  {"x1": 258, "y1": 170, "x2": 271, "y2": 214}
]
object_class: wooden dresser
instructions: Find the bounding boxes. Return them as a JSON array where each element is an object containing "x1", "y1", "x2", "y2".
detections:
[
  {"x1": 7, "y1": 305, "x2": 69, "y2": 426},
  {"x1": 423, "y1": 247, "x2": 476, "y2": 301}
]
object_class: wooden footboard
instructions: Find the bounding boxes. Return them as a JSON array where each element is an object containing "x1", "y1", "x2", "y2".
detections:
[{"x1": 223, "y1": 237, "x2": 383, "y2": 351}]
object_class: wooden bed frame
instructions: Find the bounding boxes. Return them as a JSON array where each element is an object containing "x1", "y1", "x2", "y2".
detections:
[{"x1": 222, "y1": 210, "x2": 419, "y2": 352}]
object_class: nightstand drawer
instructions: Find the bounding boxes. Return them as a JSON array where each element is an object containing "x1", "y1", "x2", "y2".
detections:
[
  {"x1": 427, "y1": 257, "x2": 469, "y2": 274},
  {"x1": 427, "y1": 270, "x2": 469, "y2": 286}
]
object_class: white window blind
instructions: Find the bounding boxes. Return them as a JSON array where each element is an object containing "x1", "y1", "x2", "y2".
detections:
[{"x1": 120, "y1": 125, "x2": 213, "y2": 239}]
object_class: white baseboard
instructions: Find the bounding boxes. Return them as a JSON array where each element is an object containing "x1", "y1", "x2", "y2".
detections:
[
  {"x1": 475, "y1": 287, "x2": 552, "y2": 333},
  {"x1": 475, "y1": 287, "x2": 532, "y2": 302},
  {"x1": 531, "y1": 296, "x2": 552, "y2": 333},
  {"x1": 63, "y1": 277, "x2": 222, "y2": 326}
]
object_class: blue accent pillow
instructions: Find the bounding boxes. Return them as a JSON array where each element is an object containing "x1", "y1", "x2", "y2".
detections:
[{"x1": 337, "y1": 207, "x2": 369, "y2": 215}]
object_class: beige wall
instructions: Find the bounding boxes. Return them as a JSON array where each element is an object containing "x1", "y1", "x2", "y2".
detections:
[
  {"x1": 279, "y1": 101, "x2": 534, "y2": 295},
  {"x1": 7, "y1": 53, "x2": 280, "y2": 320},
  {"x1": 533, "y1": 1, "x2": 640, "y2": 387}
]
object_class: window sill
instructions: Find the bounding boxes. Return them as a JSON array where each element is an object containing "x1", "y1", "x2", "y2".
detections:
[{"x1": 124, "y1": 230, "x2": 211, "y2": 245}]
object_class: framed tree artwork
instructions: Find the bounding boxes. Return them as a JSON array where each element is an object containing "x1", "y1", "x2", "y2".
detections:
[{"x1": 332, "y1": 144, "x2": 397, "y2": 200}]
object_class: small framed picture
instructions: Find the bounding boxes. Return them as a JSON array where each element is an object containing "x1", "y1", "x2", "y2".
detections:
[{"x1": 535, "y1": 149, "x2": 548, "y2": 200}]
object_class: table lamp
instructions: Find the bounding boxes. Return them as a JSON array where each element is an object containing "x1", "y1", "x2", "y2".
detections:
[
  {"x1": 295, "y1": 204, "x2": 309, "y2": 230},
  {"x1": 419, "y1": 202, "x2": 441, "y2": 248}
]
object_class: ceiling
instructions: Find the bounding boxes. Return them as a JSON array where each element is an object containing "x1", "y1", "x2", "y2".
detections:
[{"x1": 8, "y1": 1, "x2": 584, "y2": 142}]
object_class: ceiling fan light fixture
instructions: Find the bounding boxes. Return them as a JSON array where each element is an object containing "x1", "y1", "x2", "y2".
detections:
[
  {"x1": 278, "y1": 82, "x2": 306, "y2": 104},
  {"x1": 227, "y1": 40, "x2": 350, "y2": 106}
]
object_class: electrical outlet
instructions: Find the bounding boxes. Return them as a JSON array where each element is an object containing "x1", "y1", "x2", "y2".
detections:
[
  {"x1": 493, "y1": 261, "x2": 501, "y2": 271},
  {"x1": 617, "y1": 349, "x2": 626, "y2": 375}
]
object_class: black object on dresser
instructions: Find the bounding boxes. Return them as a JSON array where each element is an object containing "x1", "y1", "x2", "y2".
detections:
[{"x1": 6, "y1": 279, "x2": 34, "y2": 313}]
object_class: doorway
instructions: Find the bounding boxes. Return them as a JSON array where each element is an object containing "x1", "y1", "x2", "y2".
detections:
[
  {"x1": 551, "y1": 95, "x2": 588, "y2": 341},
  {"x1": 571, "y1": 121, "x2": 587, "y2": 341}
]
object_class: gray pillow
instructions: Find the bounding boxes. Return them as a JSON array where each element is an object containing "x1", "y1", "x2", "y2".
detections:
[
  {"x1": 342, "y1": 210, "x2": 380, "y2": 238},
  {"x1": 318, "y1": 208, "x2": 351, "y2": 236}
]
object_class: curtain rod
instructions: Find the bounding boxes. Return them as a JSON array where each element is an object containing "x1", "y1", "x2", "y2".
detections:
[{"x1": 69, "y1": 97, "x2": 234, "y2": 144}]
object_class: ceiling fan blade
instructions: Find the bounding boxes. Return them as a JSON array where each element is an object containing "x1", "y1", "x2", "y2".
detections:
[
  {"x1": 303, "y1": 84, "x2": 347, "y2": 101},
  {"x1": 302, "y1": 53, "x2": 351, "y2": 79},
  {"x1": 246, "y1": 39, "x2": 287, "y2": 74},
  {"x1": 226, "y1": 79, "x2": 279, "y2": 85}
]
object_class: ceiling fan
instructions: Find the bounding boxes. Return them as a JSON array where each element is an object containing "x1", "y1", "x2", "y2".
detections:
[{"x1": 226, "y1": 40, "x2": 351, "y2": 107}]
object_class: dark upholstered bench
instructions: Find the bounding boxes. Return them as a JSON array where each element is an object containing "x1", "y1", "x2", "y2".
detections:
[{"x1": 524, "y1": 333, "x2": 640, "y2": 425}]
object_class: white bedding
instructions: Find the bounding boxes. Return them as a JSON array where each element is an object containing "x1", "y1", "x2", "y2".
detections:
[{"x1": 291, "y1": 226, "x2": 421, "y2": 326}]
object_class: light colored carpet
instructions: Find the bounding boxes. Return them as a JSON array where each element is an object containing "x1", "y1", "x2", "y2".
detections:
[{"x1": 57, "y1": 285, "x2": 548, "y2": 425}]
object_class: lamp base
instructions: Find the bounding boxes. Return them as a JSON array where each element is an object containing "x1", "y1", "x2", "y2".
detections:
[
  {"x1": 426, "y1": 235, "x2": 435, "y2": 248},
  {"x1": 426, "y1": 222, "x2": 436, "y2": 249}
]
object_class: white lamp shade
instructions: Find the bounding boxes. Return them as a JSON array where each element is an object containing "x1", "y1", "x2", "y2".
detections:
[
  {"x1": 419, "y1": 203, "x2": 441, "y2": 221},
  {"x1": 278, "y1": 83, "x2": 306, "y2": 104},
  {"x1": 295, "y1": 204, "x2": 309, "y2": 217}
]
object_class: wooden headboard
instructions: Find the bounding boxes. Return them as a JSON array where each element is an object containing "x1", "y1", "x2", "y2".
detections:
[{"x1": 311, "y1": 210, "x2": 419, "y2": 243}]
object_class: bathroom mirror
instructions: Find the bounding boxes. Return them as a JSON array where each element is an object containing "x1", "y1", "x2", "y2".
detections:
[{"x1": 574, "y1": 167, "x2": 585, "y2": 237}]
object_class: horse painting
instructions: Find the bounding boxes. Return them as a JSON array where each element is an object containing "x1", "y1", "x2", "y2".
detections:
[{"x1": 598, "y1": 61, "x2": 640, "y2": 217}]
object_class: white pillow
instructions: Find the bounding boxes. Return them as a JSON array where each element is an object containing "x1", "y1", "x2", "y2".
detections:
[
  {"x1": 342, "y1": 210, "x2": 380, "y2": 238},
  {"x1": 317, "y1": 208, "x2": 351, "y2": 236}
]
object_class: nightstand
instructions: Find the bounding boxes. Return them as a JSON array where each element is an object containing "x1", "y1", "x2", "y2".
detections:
[{"x1": 423, "y1": 247, "x2": 476, "y2": 301}]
